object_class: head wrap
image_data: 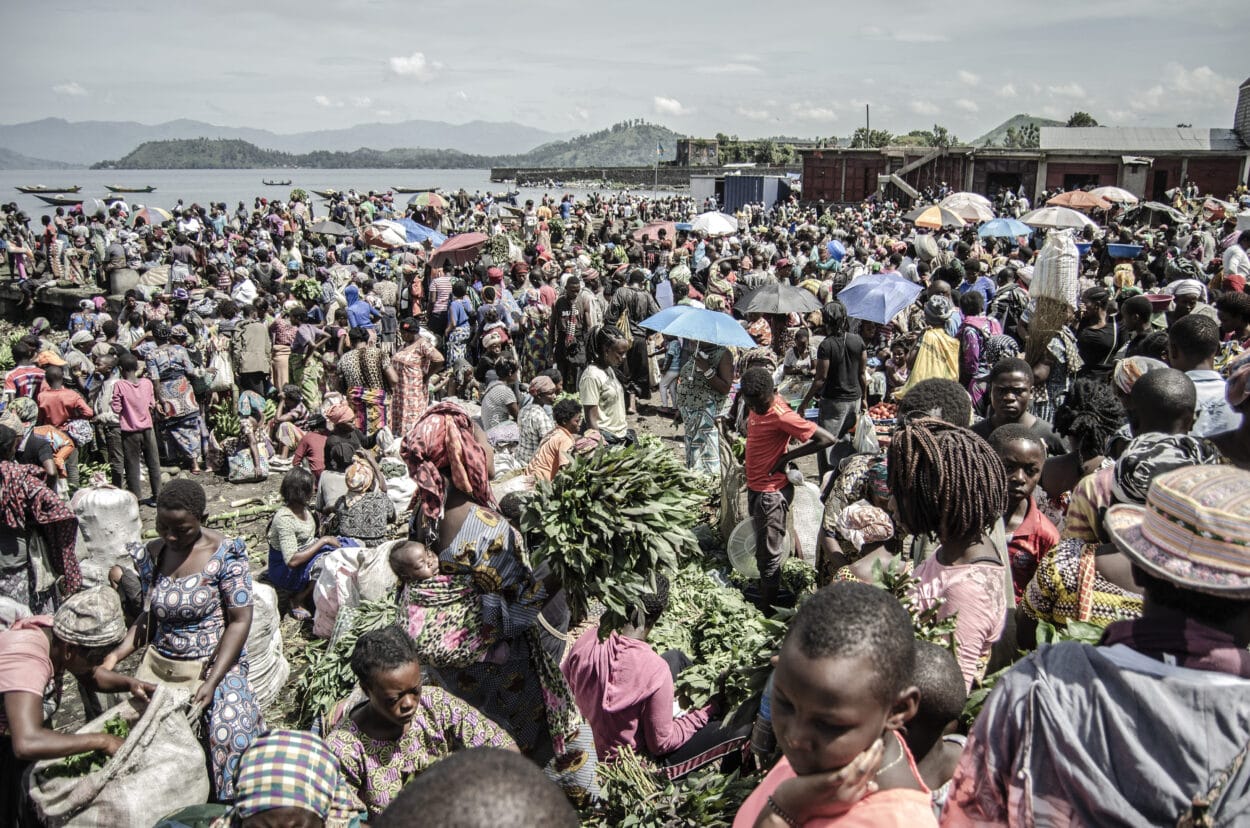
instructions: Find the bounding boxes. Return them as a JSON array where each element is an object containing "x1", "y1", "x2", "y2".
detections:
[
  {"x1": 29, "y1": 318, "x2": 50, "y2": 335},
  {"x1": 325, "y1": 403, "x2": 355, "y2": 427},
  {"x1": 1226, "y1": 349, "x2": 1250, "y2": 409},
  {"x1": 486, "y1": 266, "x2": 505, "y2": 283},
  {"x1": 35, "y1": 350, "x2": 67, "y2": 368},
  {"x1": 866, "y1": 460, "x2": 890, "y2": 502},
  {"x1": 529, "y1": 375, "x2": 557, "y2": 396},
  {"x1": 345, "y1": 457, "x2": 375, "y2": 494},
  {"x1": 982, "y1": 334, "x2": 1020, "y2": 369},
  {"x1": 234, "y1": 730, "x2": 341, "y2": 820},
  {"x1": 9, "y1": 397, "x2": 38, "y2": 424},
  {"x1": 79, "y1": 299, "x2": 94, "y2": 310},
  {"x1": 833, "y1": 500, "x2": 895, "y2": 552},
  {"x1": 70, "y1": 330, "x2": 95, "y2": 347},
  {"x1": 53, "y1": 587, "x2": 126, "y2": 648},
  {"x1": 90, "y1": 342, "x2": 114, "y2": 359},
  {"x1": 923, "y1": 295, "x2": 954, "y2": 325},
  {"x1": 1113, "y1": 356, "x2": 1168, "y2": 396},
  {"x1": 481, "y1": 331, "x2": 505, "y2": 350},
  {"x1": 1167, "y1": 278, "x2": 1206, "y2": 300},
  {"x1": 401, "y1": 402, "x2": 496, "y2": 521},
  {"x1": 237, "y1": 390, "x2": 266, "y2": 420},
  {"x1": 1112, "y1": 433, "x2": 1220, "y2": 506}
]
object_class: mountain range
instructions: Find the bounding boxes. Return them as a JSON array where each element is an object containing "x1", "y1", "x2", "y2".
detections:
[{"x1": 0, "y1": 117, "x2": 578, "y2": 166}]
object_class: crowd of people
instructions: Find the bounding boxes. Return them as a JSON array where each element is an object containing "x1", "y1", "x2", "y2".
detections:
[{"x1": 0, "y1": 177, "x2": 1249, "y2": 826}]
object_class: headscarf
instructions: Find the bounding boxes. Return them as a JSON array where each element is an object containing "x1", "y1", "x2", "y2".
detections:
[
  {"x1": 1226, "y1": 349, "x2": 1250, "y2": 409},
  {"x1": 1112, "y1": 432, "x2": 1220, "y2": 506},
  {"x1": 528, "y1": 375, "x2": 556, "y2": 396},
  {"x1": 982, "y1": 334, "x2": 1020, "y2": 369},
  {"x1": 923, "y1": 295, "x2": 954, "y2": 326},
  {"x1": 833, "y1": 500, "x2": 895, "y2": 552},
  {"x1": 325, "y1": 403, "x2": 354, "y2": 427},
  {"x1": 345, "y1": 457, "x2": 375, "y2": 494},
  {"x1": 1166, "y1": 278, "x2": 1207, "y2": 301},
  {"x1": 401, "y1": 402, "x2": 496, "y2": 521},
  {"x1": 481, "y1": 330, "x2": 505, "y2": 350},
  {"x1": 52, "y1": 587, "x2": 125, "y2": 647},
  {"x1": 866, "y1": 460, "x2": 890, "y2": 502},
  {"x1": 234, "y1": 730, "x2": 341, "y2": 820},
  {"x1": 1113, "y1": 356, "x2": 1168, "y2": 396},
  {"x1": 8, "y1": 397, "x2": 38, "y2": 427}
]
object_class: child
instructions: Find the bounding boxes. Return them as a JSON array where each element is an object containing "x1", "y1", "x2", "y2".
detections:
[
  {"x1": 270, "y1": 383, "x2": 309, "y2": 465},
  {"x1": 656, "y1": 335, "x2": 683, "y2": 414},
  {"x1": 325, "y1": 626, "x2": 513, "y2": 820},
  {"x1": 885, "y1": 341, "x2": 910, "y2": 393},
  {"x1": 391, "y1": 539, "x2": 493, "y2": 669},
  {"x1": 987, "y1": 424, "x2": 1060, "y2": 599},
  {"x1": 267, "y1": 467, "x2": 341, "y2": 620},
  {"x1": 904, "y1": 641, "x2": 967, "y2": 819},
  {"x1": 110, "y1": 351, "x2": 161, "y2": 504},
  {"x1": 733, "y1": 582, "x2": 935, "y2": 827},
  {"x1": 865, "y1": 358, "x2": 887, "y2": 407}
]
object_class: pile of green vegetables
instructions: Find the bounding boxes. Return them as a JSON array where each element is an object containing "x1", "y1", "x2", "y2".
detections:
[
  {"x1": 297, "y1": 599, "x2": 399, "y2": 727},
  {"x1": 580, "y1": 746, "x2": 758, "y2": 828},
  {"x1": 41, "y1": 716, "x2": 130, "y2": 780},
  {"x1": 520, "y1": 438, "x2": 704, "y2": 631}
]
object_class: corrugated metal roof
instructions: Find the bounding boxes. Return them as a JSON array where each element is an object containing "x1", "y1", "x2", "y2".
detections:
[{"x1": 1040, "y1": 127, "x2": 1246, "y2": 152}]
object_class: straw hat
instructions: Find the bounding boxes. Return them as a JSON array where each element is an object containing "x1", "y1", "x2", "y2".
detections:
[{"x1": 1105, "y1": 465, "x2": 1250, "y2": 598}]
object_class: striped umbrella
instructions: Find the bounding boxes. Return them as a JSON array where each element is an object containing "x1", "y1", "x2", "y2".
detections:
[
  {"x1": 903, "y1": 204, "x2": 966, "y2": 229},
  {"x1": 132, "y1": 206, "x2": 172, "y2": 226},
  {"x1": 409, "y1": 192, "x2": 447, "y2": 209}
]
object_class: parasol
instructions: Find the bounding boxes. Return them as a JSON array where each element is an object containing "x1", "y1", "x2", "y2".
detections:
[
  {"x1": 431, "y1": 232, "x2": 489, "y2": 266},
  {"x1": 362, "y1": 221, "x2": 407, "y2": 249},
  {"x1": 1132, "y1": 201, "x2": 1189, "y2": 224},
  {"x1": 1020, "y1": 206, "x2": 1098, "y2": 230},
  {"x1": 308, "y1": 219, "x2": 350, "y2": 236},
  {"x1": 691, "y1": 211, "x2": 739, "y2": 236},
  {"x1": 656, "y1": 307, "x2": 755, "y2": 348},
  {"x1": 941, "y1": 192, "x2": 995, "y2": 222},
  {"x1": 409, "y1": 192, "x2": 448, "y2": 210},
  {"x1": 132, "y1": 206, "x2": 172, "y2": 226},
  {"x1": 398, "y1": 218, "x2": 447, "y2": 246},
  {"x1": 735, "y1": 283, "x2": 824, "y2": 316},
  {"x1": 903, "y1": 204, "x2": 966, "y2": 229},
  {"x1": 639, "y1": 304, "x2": 694, "y2": 332},
  {"x1": 977, "y1": 218, "x2": 1033, "y2": 239},
  {"x1": 835, "y1": 274, "x2": 923, "y2": 325},
  {"x1": 1046, "y1": 190, "x2": 1112, "y2": 212},
  {"x1": 1089, "y1": 186, "x2": 1139, "y2": 205}
]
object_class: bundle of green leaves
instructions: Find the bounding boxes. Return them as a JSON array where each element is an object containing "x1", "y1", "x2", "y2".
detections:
[
  {"x1": 41, "y1": 716, "x2": 131, "y2": 780},
  {"x1": 520, "y1": 439, "x2": 703, "y2": 632},
  {"x1": 290, "y1": 277, "x2": 321, "y2": 302},
  {"x1": 297, "y1": 599, "x2": 399, "y2": 727}
]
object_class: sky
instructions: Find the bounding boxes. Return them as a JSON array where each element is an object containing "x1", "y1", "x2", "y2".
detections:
[{"x1": 4, "y1": 0, "x2": 1249, "y2": 141}]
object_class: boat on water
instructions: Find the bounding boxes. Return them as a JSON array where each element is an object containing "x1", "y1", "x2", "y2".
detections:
[
  {"x1": 34, "y1": 193, "x2": 86, "y2": 206},
  {"x1": 392, "y1": 186, "x2": 433, "y2": 194},
  {"x1": 16, "y1": 184, "x2": 81, "y2": 194},
  {"x1": 263, "y1": 179, "x2": 292, "y2": 186},
  {"x1": 104, "y1": 185, "x2": 156, "y2": 193},
  {"x1": 311, "y1": 189, "x2": 340, "y2": 199}
]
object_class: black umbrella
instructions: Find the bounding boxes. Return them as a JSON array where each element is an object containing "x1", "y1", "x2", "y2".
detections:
[
  {"x1": 735, "y1": 282, "x2": 824, "y2": 315},
  {"x1": 308, "y1": 219, "x2": 351, "y2": 236},
  {"x1": 1131, "y1": 201, "x2": 1189, "y2": 224}
]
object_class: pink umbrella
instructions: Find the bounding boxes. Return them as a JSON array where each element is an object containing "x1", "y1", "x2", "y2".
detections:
[{"x1": 431, "y1": 232, "x2": 489, "y2": 266}]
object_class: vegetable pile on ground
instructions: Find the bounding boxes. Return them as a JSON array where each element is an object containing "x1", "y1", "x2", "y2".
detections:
[
  {"x1": 296, "y1": 598, "x2": 399, "y2": 727},
  {"x1": 41, "y1": 715, "x2": 130, "y2": 780},
  {"x1": 520, "y1": 438, "x2": 704, "y2": 631}
]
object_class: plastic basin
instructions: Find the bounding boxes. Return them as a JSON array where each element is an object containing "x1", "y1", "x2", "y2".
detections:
[{"x1": 1107, "y1": 243, "x2": 1143, "y2": 259}]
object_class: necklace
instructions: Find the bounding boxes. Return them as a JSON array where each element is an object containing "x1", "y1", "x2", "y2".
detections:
[{"x1": 875, "y1": 735, "x2": 905, "y2": 778}]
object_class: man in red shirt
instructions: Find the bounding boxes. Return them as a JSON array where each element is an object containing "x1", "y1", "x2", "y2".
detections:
[
  {"x1": 740, "y1": 367, "x2": 834, "y2": 611},
  {"x1": 35, "y1": 365, "x2": 93, "y2": 428}
]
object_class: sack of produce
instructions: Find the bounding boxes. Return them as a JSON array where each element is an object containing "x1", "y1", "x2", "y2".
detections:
[
  {"x1": 70, "y1": 483, "x2": 141, "y2": 568},
  {"x1": 245, "y1": 582, "x2": 290, "y2": 708},
  {"x1": 29, "y1": 685, "x2": 209, "y2": 828},
  {"x1": 1026, "y1": 229, "x2": 1080, "y2": 365}
]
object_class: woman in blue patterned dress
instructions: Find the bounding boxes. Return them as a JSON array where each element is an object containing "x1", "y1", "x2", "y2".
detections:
[
  {"x1": 146, "y1": 323, "x2": 205, "y2": 474},
  {"x1": 102, "y1": 479, "x2": 263, "y2": 801}
]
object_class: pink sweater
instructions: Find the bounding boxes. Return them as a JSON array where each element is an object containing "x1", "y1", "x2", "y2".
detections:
[
  {"x1": 110, "y1": 377, "x2": 155, "y2": 432},
  {"x1": 561, "y1": 628, "x2": 711, "y2": 760}
]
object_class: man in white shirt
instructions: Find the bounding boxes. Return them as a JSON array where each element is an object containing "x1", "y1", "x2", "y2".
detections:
[{"x1": 1222, "y1": 230, "x2": 1250, "y2": 291}]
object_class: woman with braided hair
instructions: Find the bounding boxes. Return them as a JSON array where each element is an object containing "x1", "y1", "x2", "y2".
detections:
[
  {"x1": 1039, "y1": 378, "x2": 1125, "y2": 526},
  {"x1": 890, "y1": 417, "x2": 1011, "y2": 690}
]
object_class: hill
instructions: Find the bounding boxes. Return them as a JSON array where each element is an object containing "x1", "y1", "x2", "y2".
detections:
[
  {"x1": 0, "y1": 117, "x2": 572, "y2": 166},
  {"x1": 973, "y1": 114, "x2": 1064, "y2": 147},
  {"x1": 0, "y1": 146, "x2": 81, "y2": 170},
  {"x1": 94, "y1": 121, "x2": 686, "y2": 169}
]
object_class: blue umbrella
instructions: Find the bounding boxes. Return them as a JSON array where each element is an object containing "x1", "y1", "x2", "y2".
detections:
[
  {"x1": 675, "y1": 222, "x2": 693, "y2": 232},
  {"x1": 835, "y1": 274, "x2": 923, "y2": 325},
  {"x1": 657, "y1": 307, "x2": 756, "y2": 348},
  {"x1": 826, "y1": 239, "x2": 847, "y2": 261},
  {"x1": 398, "y1": 218, "x2": 447, "y2": 246},
  {"x1": 978, "y1": 218, "x2": 1032, "y2": 239},
  {"x1": 639, "y1": 304, "x2": 693, "y2": 332}
]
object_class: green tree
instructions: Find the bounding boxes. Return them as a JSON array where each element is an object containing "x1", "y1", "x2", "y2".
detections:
[
  {"x1": 1066, "y1": 111, "x2": 1099, "y2": 127},
  {"x1": 851, "y1": 127, "x2": 893, "y2": 148},
  {"x1": 1004, "y1": 123, "x2": 1040, "y2": 149},
  {"x1": 930, "y1": 124, "x2": 958, "y2": 148}
]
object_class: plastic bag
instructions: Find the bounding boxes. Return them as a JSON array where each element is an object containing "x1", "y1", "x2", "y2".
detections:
[{"x1": 852, "y1": 411, "x2": 879, "y2": 455}]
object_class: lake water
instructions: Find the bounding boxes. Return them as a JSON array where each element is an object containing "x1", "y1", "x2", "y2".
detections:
[{"x1": 0, "y1": 168, "x2": 604, "y2": 218}]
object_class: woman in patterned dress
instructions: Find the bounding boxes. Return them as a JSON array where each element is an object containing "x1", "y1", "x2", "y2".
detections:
[
  {"x1": 146, "y1": 323, "x2": 205, "y2": 474},
  {"x1": 401, "y1": 403, "x2": 600, "y2": 804},
  {"x1": 520, "y1": 299, "x2": 553, "y2": 382},
  {"x1": 390, "y1": 318, "x2": 444, "y2": 441},
  {"x1": 103, "y1": 480, "x2": 263, "y2": 801},
  {"x1": 338, "y1": 327, "x2": 397, "y2": 434}
]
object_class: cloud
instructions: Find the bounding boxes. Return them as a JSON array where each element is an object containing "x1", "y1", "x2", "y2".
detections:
[
  {"x1": 570, "y1": 106, "x2": 590, "y2": 121},
  {"x1": 388, "y1": 52, "x2": 441, "y2": 80},
  {"x1": 957, "y1": 70, "x2": 980, "y2": 86},
  {"x1": 863, "y1": 26, "x2": 948, "y2": 43},
  {"x1": 375, "y1": 109, "x2": 393, "y2": 118},
  {"x1": 954, "y1": 98, "x2": 979, "y2": 113},
  {"x1": 997, "y1": 83, "x2": 1018, "y2": 98},
  {"x1": 696, "y1": 63, "x2": 762, "y2": 75},
  {"x1": 735, "y1": 105, "x2": 771, "y2": 122},
  {"x1": 910, "y1": 100, "x2": 939, "y2": 116},
  {"x1": 52, "y1": 82, "x2": 87, "y2": 97},
  {"x1": 352, "y1": 96, "x2": 372, "y2": 108},
  {"x1": 455, "y1": 90, "x2": 469, "y2": 101},
  {"x1": 313, "y1": 95, "x2": 343, "y2": 108},
  {"x1": 789, "y1": 102, "x2": 837, "y2": 122},
  {"x1": 653, "y1": 96, "x2": 688, "y2": 116},
  {"x1": 1047, "y1": 82, "x2": 1087, "y2": 99},
  {"x1": 1131, "y1": 62, "x2": 1238, "y2": 113}
]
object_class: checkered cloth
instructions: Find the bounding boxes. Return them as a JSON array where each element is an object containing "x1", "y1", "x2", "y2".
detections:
[{"x1": 234, "y1": 730, "x2": 340, "y2": 819}]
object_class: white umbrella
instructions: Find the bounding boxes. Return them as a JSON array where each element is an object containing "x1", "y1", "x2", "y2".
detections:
[
  {"x1": 691, "y1": 211, "x2": 739, "y2": 236},
  {"x1": 1020, "y1": 206, "x2": 1098, "y2": 230},
  {"x1": 942, "y1": 199, "x2": 995, "y2": 222},
  {"x1": 940, "y1": 191, "x2": 992, "y2": 209},
  {"x1": 1089, "y1": 186, "x2": 1139, "y2": 205}
]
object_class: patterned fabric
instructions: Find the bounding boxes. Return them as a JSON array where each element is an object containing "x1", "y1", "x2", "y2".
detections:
[
  {"x1": 400, "y1": 573, "x2": 490, "y2": 668},
  {"x1": 391, "y1": 338, "x2": 440, "y2": 439},
  {"x1": 1033, "y1": 328, "x2": 1082, "y2": 424},
  {"x1": 516, "y1": 403, "x2": 554, "y2": 464},
  {"x1": 521, "y1": 303, "x2": 552, "y2": 380},
  {"x1": 290, "y1": 352, "x2": 324, "y2": 410},
  {"x1": 1021, "y1": 538, "x2": 1143, "y2": 627},
  {"x1": 1110, "y1": 433, "x2": 1220, "y2": 506},
  {"x1": 334, "y1": 491, "x2": 394, "y2": 545},
  {"x1": 346, "y1": 386, "x2": 388, "y2": 433},
  {"x1": 339, "y1": 347, "x2": 387, "y2": 390},
  {"x1": 327, "y1": 686, "x2": 512, "y2": 819},
  {"x1": 401, "y1": 402, "x2": 497, "y2": 521},
  {"x1": 129, "y1": 538, "x2": 264, "y2": 800},
  {"x1": 0, "y1": 460, "x2": 81, "y2": 597},
  {"x1": 446, "y1": 325, "x2": 472, "y2": 367},
  {"x1": 269, "y1": 317, "x2": 297, "y2": 347},
  {"x1": 148, "y1": 344, "x2": 204, "y2": 463},
  {"x1": 235, "y1": 729, "x2": 341, "y2": 819}
]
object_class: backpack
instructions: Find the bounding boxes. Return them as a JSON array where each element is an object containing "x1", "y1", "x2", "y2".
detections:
[{"x1": 957, "y1": 318, "x2": 994, "y2": 386}]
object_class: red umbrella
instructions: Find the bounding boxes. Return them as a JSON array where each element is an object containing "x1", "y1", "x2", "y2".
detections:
[
  {"x1": 431, "y1": 232, "x2": 489, "y2": 266},
  {"x1": 1046, "y1": 190, "x2": 1112, "y2": 212}
]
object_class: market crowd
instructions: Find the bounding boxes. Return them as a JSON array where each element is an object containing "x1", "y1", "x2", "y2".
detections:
[{"x1": 0, "y1": 177, "x2": 1249, "y2": 827}]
